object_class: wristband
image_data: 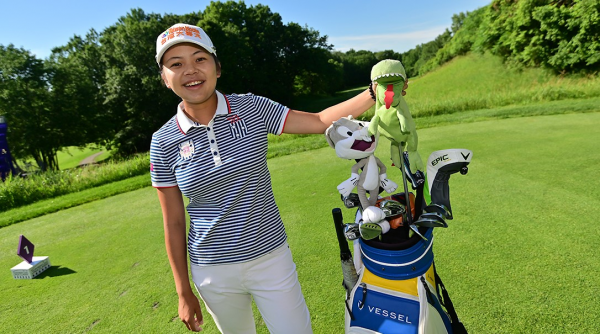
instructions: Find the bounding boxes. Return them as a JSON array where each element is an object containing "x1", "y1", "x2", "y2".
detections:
[{"x1": 368, "y1": 82, "x2": 376, "y2": 101}]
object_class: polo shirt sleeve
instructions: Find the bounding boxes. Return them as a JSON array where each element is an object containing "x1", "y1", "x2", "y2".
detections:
[
  {"x1": 251, "y1": 95, "x2": 290, "y2": 135},
  {"x1": 150, "y1": 133, "x2": 177, "y2": 188}
]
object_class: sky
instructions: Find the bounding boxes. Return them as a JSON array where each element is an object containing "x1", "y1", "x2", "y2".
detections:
[{"x1": 0, "y1": 0, "x2": 491, "y2": 59}]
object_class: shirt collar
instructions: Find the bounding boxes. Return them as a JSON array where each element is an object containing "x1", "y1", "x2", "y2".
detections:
[{"x1": 176, "y1": 91, "x2": 229, "y2": 134}]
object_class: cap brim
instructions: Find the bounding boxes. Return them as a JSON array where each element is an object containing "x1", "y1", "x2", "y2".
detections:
[{"x1": 156, "y1": 39, "x2": 216, "y2": 66}]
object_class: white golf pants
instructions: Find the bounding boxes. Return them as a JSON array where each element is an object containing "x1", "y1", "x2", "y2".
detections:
[{"x1": 190, "y1": 243, "x2": 313, "y2": 334}]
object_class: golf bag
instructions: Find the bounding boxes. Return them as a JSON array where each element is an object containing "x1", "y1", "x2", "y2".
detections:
[
  {"x1": 332, "y1": 149, "x2": 472, "y2": 334},
  {"x1": 0, "y1": 116, "x2": 17, "y2": 181},
  {"x1": 344, "y1": 213, "x2": 464, "y2": 334}
]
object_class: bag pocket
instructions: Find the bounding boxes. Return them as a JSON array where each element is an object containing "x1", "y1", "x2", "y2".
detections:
[{"x1": 346, "y1": 267, "x2": 452, "y2": 334}]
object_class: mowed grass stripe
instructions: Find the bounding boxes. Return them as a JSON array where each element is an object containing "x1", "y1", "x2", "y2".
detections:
[
  {"x1": 420, "y1": 113, "x2": 600, "y2": 333},
  {"x1": 271, "y1": 112, "x2": 600, "y2": 334},
  {"x1": 4, "y1": 96, "x2": 597, "y2": 229},
  {"x1": 0, "y1": 174, "x2": 151, "y2": 228},
  {"x1": 0, "y1": 187, "x2": 186, "y2": 333},
  {"x1": 1, "y1": 112, "x2": 599, "y2": 333}
]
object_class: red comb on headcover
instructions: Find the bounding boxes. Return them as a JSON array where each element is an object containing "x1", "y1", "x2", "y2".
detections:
[{"x1": 384, "y1": 84, "x2": 394, "y2": 109}]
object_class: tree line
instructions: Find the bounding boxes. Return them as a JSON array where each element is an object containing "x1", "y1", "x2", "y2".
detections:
[
  {"x1": 0, "y1": 1, "x2": 452, "y2": 171},
  {"x1": 420, "y1": 0, "x2": 599, "y2": 75},
  {"x1": 1, "y1": 0, "x2": 596, "y2": 172}
]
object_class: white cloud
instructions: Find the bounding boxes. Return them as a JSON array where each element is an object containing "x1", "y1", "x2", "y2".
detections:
[{"x1": 328, "y1": 25, "x2": 449, "y2": 53}]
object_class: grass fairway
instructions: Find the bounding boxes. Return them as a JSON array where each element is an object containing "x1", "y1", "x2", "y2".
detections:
[
  {"x1": 414, "y1": 113, "x2": 600, "y2": 333},
  {"x1": 56, "y1": 147, "x2": 107, "y2": 170},
  {"x1": 1, "y1": 112, "x2": 599, "y2": 333},
  {"x1": 16, "y1": 146, "x2": 108, "y2": 172}
]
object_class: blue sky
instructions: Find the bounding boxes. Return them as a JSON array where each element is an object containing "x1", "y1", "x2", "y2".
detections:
[{"x1": 0, "y1": 0, "x2": 490, "y2": 59}]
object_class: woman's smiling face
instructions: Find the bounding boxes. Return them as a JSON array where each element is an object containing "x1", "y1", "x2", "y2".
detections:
[{"x1": 160, "y1": 43, "x2": 221, "y2": 106}]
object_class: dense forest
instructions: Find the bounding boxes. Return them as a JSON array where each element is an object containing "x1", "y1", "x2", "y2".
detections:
[{"x1": 0, "y1": 0, "x2": 598, "y2": 171}]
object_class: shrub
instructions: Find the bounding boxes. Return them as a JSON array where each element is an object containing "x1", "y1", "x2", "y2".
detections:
[{"x1": 0, "y1": 153, "x2": 149, "y2": 211}]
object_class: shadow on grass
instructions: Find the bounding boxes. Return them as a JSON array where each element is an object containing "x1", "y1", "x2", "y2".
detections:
[{"x1": 37, "y1": 265, "x2": 77, "y2": 278}]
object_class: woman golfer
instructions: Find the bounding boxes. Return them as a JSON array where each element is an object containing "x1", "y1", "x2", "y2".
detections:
[{"x1": 150, "y1": 23, "x2": 404, "y2": 333}]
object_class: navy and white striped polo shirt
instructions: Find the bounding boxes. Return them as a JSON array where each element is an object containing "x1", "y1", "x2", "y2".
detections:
[{"x1": 150, "y1": 91, "x2": 290, "y2": 265}]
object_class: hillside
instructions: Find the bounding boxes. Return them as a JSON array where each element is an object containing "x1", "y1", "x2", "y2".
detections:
[
  {"x1": 295, "y1": 52, "x2": 600, "y2": 124},
  {"x1": 402, "y1": 52, "x2": 600, "y2": 117}
]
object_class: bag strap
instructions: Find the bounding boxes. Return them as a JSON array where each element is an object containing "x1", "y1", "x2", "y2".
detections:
[
  {"x1": 346, "y1": 282, "x2": 368, "y2": 321},
  {"x1": 345, "y1": 298, "x2": 355, "y2": 321},
  {"x1": 434, "y1": 263, "x2": 469, "y2": 334}
]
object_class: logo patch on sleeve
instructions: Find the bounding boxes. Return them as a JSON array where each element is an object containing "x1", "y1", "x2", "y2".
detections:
[{"x1": 178, "y1": 139, "x2": 195, "y2": 159}]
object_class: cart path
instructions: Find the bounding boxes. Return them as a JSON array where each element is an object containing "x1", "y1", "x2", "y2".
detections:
[{"x1": 79, "y1": 151, "x2": 104, "y2": 166}]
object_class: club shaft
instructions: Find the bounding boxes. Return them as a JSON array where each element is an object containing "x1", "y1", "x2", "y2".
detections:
[
  {"x1": 399, "y1": 151, "x2": 413, "y2": 224},
  {"x1": 332, "y1": 208, "x2": 352, "y2": 260}
]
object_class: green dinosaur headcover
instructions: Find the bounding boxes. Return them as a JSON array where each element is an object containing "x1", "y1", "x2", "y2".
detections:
[{"x1": 368, "y1": 59, "x2": 423, "y2": 173}]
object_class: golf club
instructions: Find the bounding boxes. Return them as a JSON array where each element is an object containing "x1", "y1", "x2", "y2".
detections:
[
  {"x1": 359, "y1": 222, "x2": 384, "y2": 240},
  {"x1": 424, "y1": 203, "x2": 452, "y2": 219},
  {"x1": 419, "y1": 212, "x2": 447, "y2": 222},
  {"x1": 414, "y1": 212, "x2": 448, "y2": 228},
  {"x1": 332, "y1": 208, "x2": 359, "y2": 293},
  {"x1": 403, "y1": 151, "x2": 425, "y2": 189},
  {"x1": 409, "y1": 224, "x2": 428, "y2": 241},
  {"x1": 399, "y1": 147, "x2": 414, "y2": 225},
  {"x1": 399, "y1": 146, "x2": 432, "y2": 241},
  {"x1": 341, "y1": 193, "x2": 360, "y2": 209},
  {"x1": 379, "y1": 199, "x2": 406, "y2": 217},
  {"x1": 426, "y1": 149, "x2": 473, "y2": 219},
  {"x1": 344, "y1": 223, "x2": 360, "y2": 240}
]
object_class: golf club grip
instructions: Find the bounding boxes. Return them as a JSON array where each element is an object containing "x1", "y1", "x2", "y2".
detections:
[{"x1": 332, "y1": 208, "x2": 352, "y2": 257}]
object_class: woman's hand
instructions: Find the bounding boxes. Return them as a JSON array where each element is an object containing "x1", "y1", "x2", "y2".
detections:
[
  {"x1": 179, "y1": 290, "x2": 204, "y2": 331},
  {"x1": 156, "y1": 187, "x2": 202, "y2": 331}
]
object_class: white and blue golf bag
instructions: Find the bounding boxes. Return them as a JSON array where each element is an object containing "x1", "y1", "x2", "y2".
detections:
[
  {"x1": 333, "y1": 149, "x2": 472, "y2": 334},
  {"x1": 344, "y1": 217, "x2": 461, "y2": 334}
]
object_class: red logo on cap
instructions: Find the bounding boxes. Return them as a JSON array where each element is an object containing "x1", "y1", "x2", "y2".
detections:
[{"x1": 161, "y1": 26, "x2": 202, "y2": 45}]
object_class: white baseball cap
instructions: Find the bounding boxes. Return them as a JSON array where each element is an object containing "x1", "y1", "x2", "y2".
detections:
[{"x1": 155, "y1": 23, "x2": 217, "y2": 66}]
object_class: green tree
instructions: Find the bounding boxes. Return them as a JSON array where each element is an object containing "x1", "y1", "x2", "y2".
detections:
[
  {"x1": 417, "y1": 29, "x2": 452, "y2": 75},
  {"x1": 99, "y1": 9, "x2": 185, "y2": 156},
  {"x1": 418, "y1": 7, "x2": 488, "y2": 74},
  {"x1": 198, "y1": 1, "x2": 335, "y2": 104},
  {"x1": 286, "y1": 24, "x2": 343, "y2": 96},
  {"x1": 0, "y1": 45, "x2": 59, "y2": 171},
  {"x1": 482, "y1": 0, "x2": 555, "y2": 67},
  {"x1": 533, "y1": 0, "x2": 600, "y2": 72},
  {"x1": 395, "y1": 29, "x2": 452, "y2": 77},
  {"x1": 375, "y1": 50, "x2": 402, "y2": 62},
  {"x1": 332, "y1": 49, "x2": 377, "y2": 88},
  {"x1": 480, "y1": 0, "x2": 599, "y2": 73},
  {"x1": 48, "y1": 30, "x2": 110, "y2": 150},
  {"x1": 451, "y1": 12, "x2": 469, "y2": 34},
  {"x1": 294, "y1": 55, "x2": 344, "y2": 96},
  {"x1": 400, "y1": 46, "x2": 422, "y2": 78}
]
